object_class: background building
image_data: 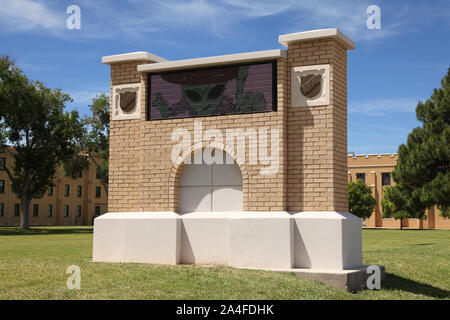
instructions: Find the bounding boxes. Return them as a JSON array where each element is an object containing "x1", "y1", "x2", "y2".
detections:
[
  {"x1": 0, "y1": 151, "x2": 107, "y2": 227},
  {"x1": 2, "y1": 149, "x2": 448, "y2": 229},
  {"x1": 348, "y1": 154, "x2": 449, "y2": 230}
]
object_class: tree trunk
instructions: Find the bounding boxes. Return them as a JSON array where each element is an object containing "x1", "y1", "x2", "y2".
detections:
[
  {"x1": 19, "y1": 195, "x2": 31, "y2": 230},
  {"x1": 89, "y1": 154, "x2": 108, "y2": 197},
  {"x1": 102, "y1": 180, "x2": 108, "y2": 198},
  {"x1": 400, "y1": 219, "x2": 403, "y2": 230}
]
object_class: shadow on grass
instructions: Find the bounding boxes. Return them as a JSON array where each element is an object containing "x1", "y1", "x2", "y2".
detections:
[
  {"x1": 383, "y1": 273, "x2": 450, "y2": 299},
  {"x1": 0, "y1": 227, "x2": 93, "y2": 236}
]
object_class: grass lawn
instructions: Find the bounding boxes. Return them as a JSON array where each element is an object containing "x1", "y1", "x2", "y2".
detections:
[{"x1": 0, "y1": 227, "x2": 449, "y2": 299}]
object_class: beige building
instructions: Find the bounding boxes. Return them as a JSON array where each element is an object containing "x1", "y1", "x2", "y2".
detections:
[
  {"x1": 0, "y1": 152, "x2": 108, "y2": 227},
  {"x1": 348, "y1": 153, "x2": 449, "y2": 230}
]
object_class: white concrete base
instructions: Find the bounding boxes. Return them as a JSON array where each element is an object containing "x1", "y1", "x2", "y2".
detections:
[
  {"x1": 93, "y1": 211, "x2": 363, "y2": 272},
  {"x1": 93, "y1": 212, "x2": 180, "y2": 264},
  {"x1": 293, "y1": 212, "x2": 362, "y2": 269},
  {"x1": 228, "y1": 212, "x2": 293, "y2": 269},
  {"x1": 180, "y1": 212, "x2": 232, "y2": 265}
]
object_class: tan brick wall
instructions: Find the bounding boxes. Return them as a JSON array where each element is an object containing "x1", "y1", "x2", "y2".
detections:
[
  {"x1": 137, "y1": 59, "x2": 288, "y2": 212},
  {"x1": 107, "y1": 60, "x2": 147, "y2": 212},
  {"x1": 434, "y1": 208, "x2": 450, "y2": 229},
  {"x1": 111, "y1": 61, "x2": 144, "y2": 86},
  {"x1": 107, "y1": 39, "x2": 351, "y2": 213},
  {"x1": 286, "y1": 39, "x2": 348, "y2": 211},
  {"x1": 108, "y1": 119, "x2": 141, "y2": 211}
]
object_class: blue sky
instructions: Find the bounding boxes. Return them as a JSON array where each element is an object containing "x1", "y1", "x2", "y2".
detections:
[{"x1": 0, "y1": 0, "x2": 449, "y2": 154}]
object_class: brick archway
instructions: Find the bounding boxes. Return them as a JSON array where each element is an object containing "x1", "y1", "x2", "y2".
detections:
[{"x1": 168, "y1": 141, "x2": 249, "y2": 212}]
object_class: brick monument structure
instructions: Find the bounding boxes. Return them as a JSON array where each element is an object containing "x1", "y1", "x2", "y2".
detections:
[{"x1": 94, "y1": 29, "x2": 381, "y2": 291}]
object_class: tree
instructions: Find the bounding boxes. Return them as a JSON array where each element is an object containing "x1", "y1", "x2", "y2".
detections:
[
  {"x1": 0, "y1": 56, "x2": 81, "y2": 229},
  {"x1": 348, "y1": 179, "x2": 377, "y2": 219},
  {"x1": 383, "y1": 68, "x2": 450, "y2": 220},
  {"x1": 63, "y1": 94, "x2": 110, "y2": 196},
  {"x1": 381, "y1": 185, "x2": 426, "y2": 230}
]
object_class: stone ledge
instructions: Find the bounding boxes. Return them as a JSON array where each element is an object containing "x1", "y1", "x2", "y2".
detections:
[
  {"x1": 239, "y1": 265, "x2": 386, "y2": 292},
  {"x1": 293, "y1": 265, "x2": 385, "y2": 292},
  {"x1": 102, "y1": 51, "x2": 167, "y2": 64},
  {"x1": 137, "y1": 49, "x2": 287, "y2": 73}
]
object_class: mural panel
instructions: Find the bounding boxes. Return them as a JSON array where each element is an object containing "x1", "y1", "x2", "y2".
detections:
[{"x1": 149, "y1": 61, "x2": 276, "y2": 120}]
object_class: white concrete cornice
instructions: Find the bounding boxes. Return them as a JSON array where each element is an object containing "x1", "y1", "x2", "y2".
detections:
[
  {"x1": 137, "y1": 49, "x2": 286, "y2": 73},
  {"x1": 279, "y1": 28, "x2": 355, "y2": 50},
  {"x1": 102, "y1": 51, "x2": 168, "y2": 65}
]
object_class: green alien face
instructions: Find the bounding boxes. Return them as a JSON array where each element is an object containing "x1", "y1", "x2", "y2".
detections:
[{"x1": 182, "y1": 83, "x2": 226, "y2": 116}]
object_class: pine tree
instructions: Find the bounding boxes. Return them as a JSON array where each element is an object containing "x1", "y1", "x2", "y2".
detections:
[{"x1": 383, "y1": 68, "x2": 450, "y2": 220}]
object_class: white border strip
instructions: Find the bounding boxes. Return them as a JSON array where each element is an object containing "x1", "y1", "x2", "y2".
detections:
[
  {"x1": 137, "y1": 49, "x2": 287, "y2": 73},
  {"x1": 102, "y1": 51, "x2": 168, "y2": 65}
]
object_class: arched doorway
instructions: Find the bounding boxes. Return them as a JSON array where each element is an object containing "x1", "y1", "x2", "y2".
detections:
[{"x1": 178, "y1": 148, "x2": 243, "y2": 212}]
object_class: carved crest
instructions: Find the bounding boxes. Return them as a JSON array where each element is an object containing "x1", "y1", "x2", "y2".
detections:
[
  {"x1": 300, "y1": 74, "x2": 322, "y2": 98},
  {"x1": 120, "y1": 91, "x2": 137, "y2": 112}
]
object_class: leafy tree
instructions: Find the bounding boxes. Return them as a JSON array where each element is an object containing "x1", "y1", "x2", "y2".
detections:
[
  {"x1": 63, "y1": 94, "x2": 109, "y2": 196},
  {"x1": 0, "y1": 56, "x2": 81, "y2": 229},
  {"x1": 383, "y1": 68, "x2": 450, "y2": 220},
  {"x1": 348, "y1": 179, "x2": 377, "y2": 219},
  {"x1": 381, "y1": 185, "x2": 426, "y2": 229}
]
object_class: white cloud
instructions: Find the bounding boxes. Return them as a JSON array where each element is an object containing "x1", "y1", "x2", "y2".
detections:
[
  {"x1": 136, "y1": 0, "x2": 224, "y2": 35},
  {"x1": 68, "y1": 88, "x2": 109, "y2": 106},
  {"x1": 349, "y1": 97, "x2": 421, "y2": 116},
  {"x1": 0, "y1": 0, "x2": 64, "y2": 31},
  {"x1": 104, "y1": 0, "x2": 409, "y2": 41},
  {"x1": 65, "y1": 88, "x2": 109, "y2": 117},
  {"x1": 0, "y1": 0, "x2": 448, "y2": 43},
  {"x1": 223, "y1": 0, "x2": 290, "y2": 17}
]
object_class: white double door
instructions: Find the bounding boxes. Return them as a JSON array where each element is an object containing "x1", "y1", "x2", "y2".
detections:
[{"x1": 178, "y1": 150, "x2": 243, "y2": 212}]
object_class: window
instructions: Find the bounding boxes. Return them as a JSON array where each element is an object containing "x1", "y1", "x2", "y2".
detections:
[
  {"x1": 382, "y1": 172, "x2": 391, "y2": 186},
  {"x1": 0, "y1": 180, "x2": 5, "y2": 193},
  {"x1": 0, "y1": 157, "x2": 5, "y2": 170},
  {"x1": 48, "y1": 186, "x2": 53, "y2": 196},
  {"x1": 77, "y1": 185, "x2": 82, "y2": 197},
  {"x1": 78, "y1": 171, "x2": 83, "y2": 178},
  {"x1": 64, "y1": 205, "x2": 69, "y2": 217},
  {"x1": 95, "y1": 206, "x2": 101, "y2": 216},
  {"x1": 64, "y1": 185, "x2": 70, "y2": 197},
  {"x1": 14, "y1": 204, "x2": 20, "y2": 217},
  {"x1": 356, "y1": 173, "x2": 366, "y2": 183},
  {"x1": 47, "y1": 205, "x2": 53, "y2": 217},
  {"x1": 0, "y1": 203, "x2": 4, "y2": 217},
  {"x1": 76, "y1": 205, "x2": 82, "y2": 217},
  {"x1": 95, "y1": 186, "x2": 101, "y2": 198},
  {"x1": 33, "y1": 204, "x2": 39, "y2": 217},
  {"x1": 96, "y1": 170, "x2": 101, "y2": 179}
]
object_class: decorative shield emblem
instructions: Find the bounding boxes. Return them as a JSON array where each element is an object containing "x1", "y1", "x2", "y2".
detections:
[
  {"x1": 120, "y1": 91, "x2": 137, "y2": 112},
  {"x1": 300, "y1": 74, "x2": 322, "y2": 98}
]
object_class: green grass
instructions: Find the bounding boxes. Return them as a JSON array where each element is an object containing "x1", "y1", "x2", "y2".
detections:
[{"x1": 0, "y1": 227, "x2": 449, "y2": 299}]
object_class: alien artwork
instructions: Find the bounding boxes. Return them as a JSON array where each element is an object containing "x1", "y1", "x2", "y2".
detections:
[{"x1": 149, "y1": 62, "x2": 274, "y2": 120}]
